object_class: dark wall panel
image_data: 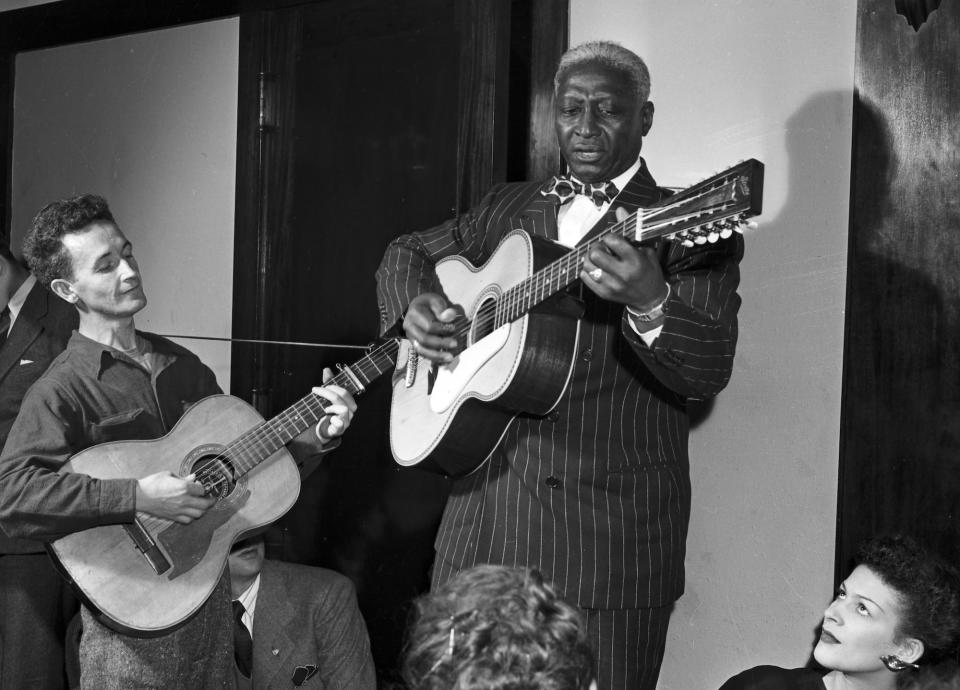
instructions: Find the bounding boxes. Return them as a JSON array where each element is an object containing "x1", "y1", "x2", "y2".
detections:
[{"x1": 839, "y1": 0, "x2": 960, "y2": 575}]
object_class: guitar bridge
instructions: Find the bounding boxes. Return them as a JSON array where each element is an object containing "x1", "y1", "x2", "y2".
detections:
[{"x1": 123, "y1": 518, "x2": 171, "y2": 575}]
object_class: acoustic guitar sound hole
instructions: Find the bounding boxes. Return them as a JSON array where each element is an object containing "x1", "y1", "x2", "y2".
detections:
[{"x1": 190, "y1": 454, "x2": 238, "y2": 500}]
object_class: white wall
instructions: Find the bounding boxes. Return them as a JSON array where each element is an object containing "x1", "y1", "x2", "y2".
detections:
[
  {"x1": 0, "y1": 0, "x2": 57, "y2": 10},
  {"x1": 10, "y1": 19, "x2": 239, "y2": 390},
  {"x1": 570, "y1": 1, "x2": 856, "y2": 687}
]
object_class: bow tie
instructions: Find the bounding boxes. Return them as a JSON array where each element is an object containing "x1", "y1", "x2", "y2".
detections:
[{"x1": 540, "y1": 175, "x2": 619, "y2": 208}]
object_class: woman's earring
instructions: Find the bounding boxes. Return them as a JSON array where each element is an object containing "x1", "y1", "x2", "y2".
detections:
[{"x1": 880, "y1": 654, "x2": 920, "y2": 672}]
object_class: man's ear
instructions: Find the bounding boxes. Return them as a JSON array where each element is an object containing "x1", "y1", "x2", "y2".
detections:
[
  {"x1": 897, "y1": 636, "x2": 924, "y2": 665},
  {"x1": 50, "y1": 278, "x2": 78, "y2": 304},
  {"x1": 641, "y1": 100, "x2": 655, "y2": 136}
]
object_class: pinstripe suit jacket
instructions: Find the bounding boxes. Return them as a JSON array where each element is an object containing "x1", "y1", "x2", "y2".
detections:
[{"x1": 375, "y1": 161, "x2": 742, "y2": 609}]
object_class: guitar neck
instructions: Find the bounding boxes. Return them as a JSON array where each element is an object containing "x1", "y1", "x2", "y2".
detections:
[
  {"x1": 221, "y1": 337, "x2": 399, "y2": 476},
  {"x1": 492, "y1": 159, "x2": 763, "y2": 329}
]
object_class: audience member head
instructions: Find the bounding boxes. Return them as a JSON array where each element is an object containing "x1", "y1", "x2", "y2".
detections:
[
  {"x1": 815, "y1": 534, "x2": 960, "y2": 688},
  {"x1": 23, "y1": 194, "x2": 115, "y2": 287},
  {"x1": 228, "y1": 534, "x2": 267, "y2": 599},
  {"x1": 0, "y1": 242, "x2": 29, "y2": 305},
  {"x1": 402, "y1": 564, "x2": 595, "y2": 690}
]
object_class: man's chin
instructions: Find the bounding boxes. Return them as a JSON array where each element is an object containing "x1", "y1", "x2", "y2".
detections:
[
  {"x1": 566, "y1": 162, "x2": 611, "y2": 183},
  {"x1": 125, "y1": 294, "x2": 148, "y2": 315}
]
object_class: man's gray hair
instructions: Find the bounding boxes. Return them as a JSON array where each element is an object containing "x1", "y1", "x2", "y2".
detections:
[{"x1": 554, "y1": 41, "x2": 651, "y2": 102}]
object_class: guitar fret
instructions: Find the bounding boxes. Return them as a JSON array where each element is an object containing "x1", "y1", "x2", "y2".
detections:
[
  {"x1": 470, "y1": 162, "x2": 761, "y2": 406},
  {"x1": 215, "y1": 339, "x2": 399, "y2": 481}
]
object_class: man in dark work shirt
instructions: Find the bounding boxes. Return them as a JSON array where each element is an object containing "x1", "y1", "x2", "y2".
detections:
[{"x1": 0, "y1": 194, "x2": 357, "y2": 689}]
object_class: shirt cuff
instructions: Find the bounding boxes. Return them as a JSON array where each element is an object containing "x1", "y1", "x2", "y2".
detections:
[{"x1": 629, "y1": 320, "x2": 663, "y2": 345}]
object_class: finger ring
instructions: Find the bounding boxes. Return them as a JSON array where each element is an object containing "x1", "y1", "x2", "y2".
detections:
[{"x1": 589, "y1": 267, "x2": 603, "y2": 281}]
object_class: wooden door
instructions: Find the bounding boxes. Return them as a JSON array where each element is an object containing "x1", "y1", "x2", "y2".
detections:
[
  {"x1": 839, "y1": 0, "x2": 960, "y2": 576},
  {"x1": 229, "y1": 0, "x2": 565, "y2": 679}
]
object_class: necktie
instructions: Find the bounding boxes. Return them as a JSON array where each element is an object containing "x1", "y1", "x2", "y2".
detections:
[
  {"x1": 540, "y1": 175, "x2": 619, "y2": 208},
  {"x1": 0, "y1": 306, "x2": 10, "y2": 349},
  {"x1": 232, "y1": 600, "x2": 253, "y2": 678}
]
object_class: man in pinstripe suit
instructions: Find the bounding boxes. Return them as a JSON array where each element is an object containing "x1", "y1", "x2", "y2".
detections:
[{"x1": 376, "y1": 41, "x2": 743, "y2": 689}]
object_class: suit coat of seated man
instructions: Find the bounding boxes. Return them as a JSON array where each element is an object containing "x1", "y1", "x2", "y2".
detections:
[
  {"x1": 228, "y1": 534, "x2": 377, "y2": 689},
  {"x1": 0, "y1": 193, "x2": 357, "y2": 689},
  {"x1": 0, "y1": 243, "x2": 79, "y2": 689}
]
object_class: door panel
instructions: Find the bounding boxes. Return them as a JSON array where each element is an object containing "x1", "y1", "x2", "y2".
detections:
[
  {"x1": 230, "y1": 0, "x2": 516, "y2": 679},
  {"x1": 839, "y1": 0, "x2": 960, "y2": 575}
]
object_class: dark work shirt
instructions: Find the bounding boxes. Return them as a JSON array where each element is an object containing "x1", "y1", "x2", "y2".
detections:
[{"x1": 0, "y1": 330, "x2": 221, "y2": 547}]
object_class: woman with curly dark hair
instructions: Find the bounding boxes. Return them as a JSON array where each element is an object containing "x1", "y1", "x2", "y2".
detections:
[
  {"x1": 402, "y1": 564, "x2": 596, "y2": 690},
  {"x1": 720, "y1": 534, "x2": 960, "y2": 690}
]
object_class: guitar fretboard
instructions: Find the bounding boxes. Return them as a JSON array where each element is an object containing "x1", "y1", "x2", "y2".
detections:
[
  {"x1": 495, "y1": 214, "x2": 641, "y2": 328},
  {"x1": 201, "y1": 338, "x2": 399, "y2": 481},
  {"x1": 484, "y1": 161, "x2": 761, "y2": 334}
]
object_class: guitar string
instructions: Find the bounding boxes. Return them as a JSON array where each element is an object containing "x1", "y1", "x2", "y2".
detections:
[
  {"x1": 134, "y1": 341, "x2": 399, "y2": 532},
  {"x1": 192, "y1": 344, "x2": 396, "y2": 479},
  {"x1": 134, "y1": 176, "x2": 749, "y2": 530},
  {"x1": 471, "y1": 184, "x2": 743, "y2": 342},
  {"x1": 459, "y1": 186, "x2": 744, "y2": 345},
  {"x1": 188, "y1": 180, "x2": 747, "y2": 494}
]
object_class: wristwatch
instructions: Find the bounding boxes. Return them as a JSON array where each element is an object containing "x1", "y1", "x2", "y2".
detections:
[{"x1": 626, "y1": 283, "x2": 670, "y2": 323}]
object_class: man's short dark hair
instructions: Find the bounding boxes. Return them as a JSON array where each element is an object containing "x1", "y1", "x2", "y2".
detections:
[{"x1": 23, "y1": 194, "x2": 115, "y2": 286}]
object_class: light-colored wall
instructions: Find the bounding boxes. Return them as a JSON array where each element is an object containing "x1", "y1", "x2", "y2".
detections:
[
  {"x1": 0, "y1": 0, "x2": 57, "y2": 11},
  {"x1": 570, "y1": 1, "x2": 856, "y2": 687},
  {"x1": 10, "y1": 18, "x2": 239, "y2": 390}
]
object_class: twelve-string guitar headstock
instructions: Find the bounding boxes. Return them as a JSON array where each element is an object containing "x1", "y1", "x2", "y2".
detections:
[{"x1": 636, "y1": 158, "x2": 765, "y2": 247}]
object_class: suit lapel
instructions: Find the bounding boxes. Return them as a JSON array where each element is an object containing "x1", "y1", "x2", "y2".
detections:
[
  {"x1": 575, "y1": 161, "x2": 663, "y2": 247},
  {"x1": 0, "y1": 284, "x2": 46, "y2": 381},
  {"x1": 252, "y1": 562, "x2": 299, "y2": 689}
]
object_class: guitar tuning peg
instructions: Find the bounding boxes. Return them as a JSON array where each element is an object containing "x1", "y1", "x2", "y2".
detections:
[
  {"x1": 745, "y1": 220, "x2": 758, "y2": 231},
  {"x1": 694, "y1": 235, "x2": 708, "y2": 245},
  {"x1": 719, "y1": 227, "x2": 733, "y2": 239},
  {"x1": 682, "y1": 239, "x2": 695, "y2": 248},
  {"x1": 707, "y1": 231, "x2": 719, "y2": 243}
]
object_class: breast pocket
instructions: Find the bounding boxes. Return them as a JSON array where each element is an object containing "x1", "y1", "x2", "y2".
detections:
[{"x1": 87, "y1": 408, "x2": 155, "y2": 444}]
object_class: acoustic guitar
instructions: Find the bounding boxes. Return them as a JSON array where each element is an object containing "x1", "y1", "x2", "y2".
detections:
[
  {"x1": 390, "y1": 159, "x2": 764, "y2": 477},
  {"x1": 48, "y1": 336, "x2": 399, "y2": 636}
]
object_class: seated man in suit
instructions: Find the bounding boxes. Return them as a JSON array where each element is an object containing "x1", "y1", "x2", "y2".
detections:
[
  {"x1": 228, "y1": 533, "x2": 376, "y2": 689},
  {"x1": 0, "y1": 242, "x2": 79, "y2": 689},
  {"x1": 0, "y1": 194, "x2": 357, "y2": 688}
]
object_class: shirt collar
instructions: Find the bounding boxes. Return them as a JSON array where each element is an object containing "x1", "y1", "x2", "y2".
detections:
[
  {"x1": 236, "y1": 573, "x2": 261, "y2": 631},
  {"x1": 6, "y1": 274, "x2": 36, "y2": 324},
  {"x1": 66, "y1": 329, "x2": 180, "y2": 380}
]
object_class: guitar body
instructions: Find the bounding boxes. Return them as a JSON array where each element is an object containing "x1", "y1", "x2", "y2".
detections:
[
  {"x1": 391, "y1": 230, "x2": 581, "y2": 476},
  {"x1": 48, "y1": 394, "x2": 300, "y2": 636}
]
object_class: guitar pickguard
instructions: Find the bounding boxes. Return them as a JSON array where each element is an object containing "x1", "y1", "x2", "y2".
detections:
[
  {"x1": 429, "y1": 324, "x2": 510, "y2": 413},
  {"x1": 158, "y1": 487, "x2": 250, "y2": 579}
]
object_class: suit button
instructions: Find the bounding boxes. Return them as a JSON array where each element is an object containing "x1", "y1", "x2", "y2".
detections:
[
  {"x1": 665, "y1": 348, "x2": 685, "y2": 365},
  {"x1": 581, "y1": 347, "x2": 592, "y2": 361},
  {"x1": 546, "y1": 411, "x2": 560, "y2": 423},
  {"x1": 545, "y1": 476, "x2": 562, "y2": 489}
]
